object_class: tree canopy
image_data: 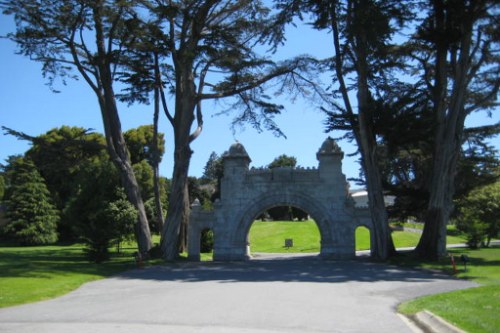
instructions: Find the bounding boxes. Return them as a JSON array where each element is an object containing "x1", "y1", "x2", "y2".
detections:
[
  {"x1": 124, "y1": 125, "x2": 165, "y2": 166},
  {"x1": 268, "y1": 154, "x2": 297, "y2": 169}
]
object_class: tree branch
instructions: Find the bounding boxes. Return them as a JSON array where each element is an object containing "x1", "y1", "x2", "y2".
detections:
[{"x1": 199, "y1": 66, "x2": 293, "y2": 100}]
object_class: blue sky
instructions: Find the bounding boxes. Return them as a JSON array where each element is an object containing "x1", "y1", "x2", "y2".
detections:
[{"x1": 0, "y1": 12, "x2": 498, "y2": 188}]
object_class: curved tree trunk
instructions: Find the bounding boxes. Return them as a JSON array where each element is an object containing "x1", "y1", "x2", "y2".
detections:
[
  {"x1": 92, "y1": 5, "x2": 152, "y2": 256},
  {"x1": 152, "y1": 64, "x2": 164, "y2": 233},
  {"x1": 97, "y1": 90, "x2": 153, "y2": 256}
]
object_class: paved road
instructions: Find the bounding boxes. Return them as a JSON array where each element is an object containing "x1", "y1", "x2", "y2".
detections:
[{"x1": 0, "y1": 254, "x2": 476, "y2": 333}]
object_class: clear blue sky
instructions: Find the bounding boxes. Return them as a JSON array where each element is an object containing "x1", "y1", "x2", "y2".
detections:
[{"x1": 0, "y1": 13, "x2": 498, "y2": 188}]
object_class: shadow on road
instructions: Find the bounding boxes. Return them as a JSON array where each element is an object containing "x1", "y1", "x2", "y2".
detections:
[{"x1": 118, "y1": 254, "x2": 456, "y2": 285}]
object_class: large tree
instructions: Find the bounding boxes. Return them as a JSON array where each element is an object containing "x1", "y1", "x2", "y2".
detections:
[
  {"x1": 201, "y1": 152, "x2": 223, "y2": 185},
  {"x1": 274, "y1": 0, "x2": 411, "y2": 259},
  {"x1": 408, "y1": 0, "x2": 500, "y2": 259},
  {"x1": 27, "y1": 127, "x2": 106, "y2": 209},
  {"x1": 1, "y1": 0, "x2": 153, "y2": 255},
  {"x1": 128, "y1": 0, "x2": 315, "y2": 260}
]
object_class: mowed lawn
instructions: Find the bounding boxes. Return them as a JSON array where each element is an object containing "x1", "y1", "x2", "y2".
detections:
[
  {"x1": 0, "y1": 242, "x2": 161, "y2": 308},
  {"x1": 248, "y1": 220, "x2": 465, "y2": 253},
  {"x1": 397, "y1": 246, "x2": 500, "y2": 333}
]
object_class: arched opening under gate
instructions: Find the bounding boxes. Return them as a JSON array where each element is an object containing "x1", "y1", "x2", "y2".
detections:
[
  {"x1": 199, "y1": 228, "x2": 214, "y2": 260},
  {"x1": 228, "y1": 193, "x2": 336, "y2": 260},
  {"x1": 355, "y1": 226, "x2": 372, "y2": 256},
  {"x1": 247, "y1": 205, "x2": 321, "y2": 257}
]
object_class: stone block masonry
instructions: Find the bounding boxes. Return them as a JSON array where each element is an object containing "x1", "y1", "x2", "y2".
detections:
[{"x1": 188, "y1": 137, "x2": 373, "y2": 261}]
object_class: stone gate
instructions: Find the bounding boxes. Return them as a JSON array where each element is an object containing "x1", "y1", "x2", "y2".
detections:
[{"x1": 188, "y1": 137, "x2": 372, "y2": 261}]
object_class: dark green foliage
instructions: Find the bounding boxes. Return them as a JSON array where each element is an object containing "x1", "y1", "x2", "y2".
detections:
[
  {"x1": 266, "y1": 206, "x2": 308, "y2": 221},
  {"x1": 124, "y1": 125, "x2": 165, "y2": 166},
  {"x1": 105, "y1": 191, "x2": 138, "y2": 254},
  {"x1": 66, "y1": 159, "x2": 136, "y2": 263},
  {"x1": 3, "y1": 157, "x2": 59, "y2": 245},
  {"x1": 268, "y1": 154, "x2": 297, "y2": 169},
  {"x1": 0, "y1": 174, "x2": 5, "y2": 201},
  {"x1": 4, "y1": 126, "x2": 106, "y2": 211},
  {"x1": 201, "y1": 152, "x2": 224, "y2": 185},
  {"x1": 200, "y1": 152, "x2": 224, "y2": 202},
  {"x1": 132, "y1": 160, "x2": 155, "y2": 200},
  {"x1": 456, "y1": 219, "x2": 487, "y2": 249},
  {"x1": 2, "y1": 126, "x2": 108, "y2": 241},
  {"x1": 456, "y1": 182, "x2": 500, "y2": 248},
  {"x1": 200, "y1": 228, "x2": 214, "y2": 253},
  {"x1": 144, "y1": 196, "x2": 167, "y2": 234},
  {"x1": 188, "y1": 177, "x2": 213, "y2": 208}
]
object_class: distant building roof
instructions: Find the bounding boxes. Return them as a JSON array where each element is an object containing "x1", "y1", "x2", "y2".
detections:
[{"x1": 349, "y1": 190, "x2": 395, "y2": 208}]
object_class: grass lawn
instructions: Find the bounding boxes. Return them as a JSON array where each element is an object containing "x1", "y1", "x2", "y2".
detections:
[
  {"x1": 248, "y1": 220, "x2": 466, "y2": 253},
  {"x1": 0, "y1": 240, "x2": 162, "y2": 308},
  {"x1": 396, "y1": 246, "x2": 500, "y2": 333}
]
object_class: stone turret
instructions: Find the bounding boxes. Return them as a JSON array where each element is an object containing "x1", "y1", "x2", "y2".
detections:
[
  {"x1": 223, "y1": 142, "x2": 251, "y2": 179},
  {"x1": 317, "y1": 137, "x2": 344, "y2": 179}
]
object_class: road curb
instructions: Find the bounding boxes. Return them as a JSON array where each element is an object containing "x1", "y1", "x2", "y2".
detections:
[{"x1": 412, "y1": 310, "x2": 467, "y2": 333}]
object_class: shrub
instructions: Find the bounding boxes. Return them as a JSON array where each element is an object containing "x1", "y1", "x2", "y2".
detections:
[
  {"x1": 456, "y1": 182, "x2": 499, "y2": 248},
  {"x1": 66, "y1": 160, "x2": 136, "y2": 262},
  {"x1": 200, "y1": 228, "x2": 214, "y2": 253}
]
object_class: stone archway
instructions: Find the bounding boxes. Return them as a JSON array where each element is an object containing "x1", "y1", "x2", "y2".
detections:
[
  {"x1": 188, "y1": 138, "x2": 373, "y2": 261},
  {"x1": 234, "y1": 192, "x2": 334, "y2": 259}
]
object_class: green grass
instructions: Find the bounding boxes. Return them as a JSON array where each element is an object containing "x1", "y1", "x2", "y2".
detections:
[
  {"x1": 248, "y1": 220, "x2": 466, "y2": 253},
  {"x1": 396, "y1": 246, "x2": 500, "y2": 333},
  {"x1": 0, "y1": 241, "x2": 161, "y2": 308},
  {"x1": 249, "y1": 221, "x2": 321, "y2": 253}
]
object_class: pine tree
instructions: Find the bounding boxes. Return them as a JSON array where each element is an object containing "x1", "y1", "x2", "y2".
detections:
[{"x1": 4, "y1": 158, "x2": 59, "y2": 245}]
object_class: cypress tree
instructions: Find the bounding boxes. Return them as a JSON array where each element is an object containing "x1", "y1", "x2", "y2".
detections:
[{"x1": 4, "y1": 158, "x2": 59, "y2": 245}]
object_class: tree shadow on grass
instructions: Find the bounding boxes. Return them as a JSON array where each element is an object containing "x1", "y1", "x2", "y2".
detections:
[{"x1": 0, "y1": 247, "x2": 136, "y2": 279}]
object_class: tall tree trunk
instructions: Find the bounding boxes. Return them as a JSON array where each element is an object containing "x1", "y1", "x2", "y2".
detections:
[
  {"x1": 161, "y1": 142, "x2": 192, "y2": 260},
  {"x1": 329, "y1": 2, "x2": 395, "y2": 260},
  {"x1": 93, "y1": 4, "x2": 152, "y2": 256},
  {"x1": 415, "y1": 0, "x2": 473, "y2": 259},
  {"x1": 161, "y1": 64, "x2": 197, "y2": 260},
  {"x1": 177, "y1": 180, "x2": 189, "y2": 253},
  {"x1": 152, "y1": 53, "x2": 164, "y2": 233},
  {"x1": 356, "y1": 66, "x2": 395, "y2": 260}
]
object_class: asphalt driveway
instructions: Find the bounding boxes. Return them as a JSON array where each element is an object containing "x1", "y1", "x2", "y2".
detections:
[{"x1": 0, "y1": 254, "x2": 476, "y2": 333}]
